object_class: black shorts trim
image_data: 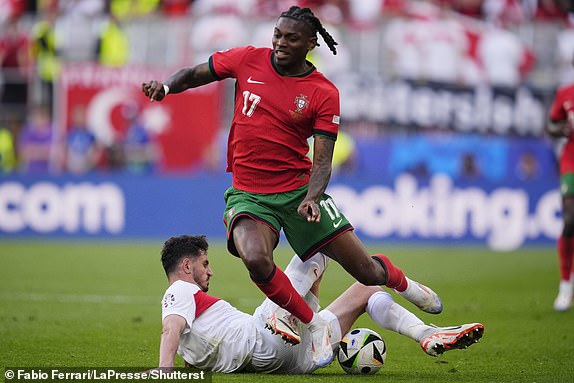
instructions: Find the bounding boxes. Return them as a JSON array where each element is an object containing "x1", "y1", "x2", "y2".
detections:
[
  {"x1": 226, "y1": 212, "x2": 280, "y2": 257},
  {"x1": 299, "y1": 224, "x2": 353, "y2": 261}
]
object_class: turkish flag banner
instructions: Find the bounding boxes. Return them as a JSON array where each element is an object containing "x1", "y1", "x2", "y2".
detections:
[{"x1": 58, "y1": 64, "x2": 221, "y2": 172}]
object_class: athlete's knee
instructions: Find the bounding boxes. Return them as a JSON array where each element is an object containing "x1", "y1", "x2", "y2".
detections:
[{"x1": 240, "y1": 250, "x2": 274, "y2": 279}]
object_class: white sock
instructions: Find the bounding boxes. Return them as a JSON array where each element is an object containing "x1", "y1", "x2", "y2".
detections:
[
  {"x1": 284, "y1": 253, "x2": 328, "y2": 296},
  {"x1": 304, "y1": 291, "x2": 321, "y2": 312},
  {"x1": 366, "y1": 291, "x2": 430, "y2": 342}
]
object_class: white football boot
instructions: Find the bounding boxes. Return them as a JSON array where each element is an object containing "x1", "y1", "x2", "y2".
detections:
[
  {"x1": 420, "y1": 323, "x2": 484, "y2": 357},
  {"x1": 397, "y1": 277, "x2": 443, "y2": 314},
  {"x1": 308, "y1": 314, "x2": 333, "y2": 367},
  {"x1": 265, "y1": 307, "x2": 302, "y2": 345},
  {"x1": 553, "y1": 279, "x2": 574, "y2": 312}
]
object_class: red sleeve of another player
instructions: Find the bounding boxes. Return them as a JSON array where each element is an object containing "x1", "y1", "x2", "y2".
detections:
[
  {"x1": 210, "y1": 46, "x2": 252, "y2": 80},
  {"x1": 193, "y1": 290, "x2": 221, "y2": 317},
  {"x1": 313, "y1": 86, "x2": 340, "y2": 140}
]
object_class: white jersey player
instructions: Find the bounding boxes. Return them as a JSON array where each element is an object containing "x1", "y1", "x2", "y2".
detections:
[{"x1": 159, "y1": 235, "x2": 484, "y2": 373}]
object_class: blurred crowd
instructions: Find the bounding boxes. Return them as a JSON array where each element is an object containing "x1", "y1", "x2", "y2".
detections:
[{"x1": 0, "y1": 0, "x2": 573, "y2": 175}]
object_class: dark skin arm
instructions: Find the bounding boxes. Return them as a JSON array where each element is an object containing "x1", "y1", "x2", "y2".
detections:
[
  {"x1": 297, "y1": 135, "x2": 335, "y2": 222},
  {"x1": 141, "y1": 62, "x2": 216, "y2": 101},
  {"x1": 546, "y1": 119, "x2": 571, "y2": 138}
]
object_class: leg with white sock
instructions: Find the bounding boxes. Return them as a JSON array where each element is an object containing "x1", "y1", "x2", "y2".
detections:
[
  {"x1": 366, "y1": 291, "x2": 429, "y2": 341},
  {"x1": 284, "y1": 252, "x2": 329, "y2": 297},
  {"x1": 326, "y1": 283, "x2": 484, "y2": 358}
]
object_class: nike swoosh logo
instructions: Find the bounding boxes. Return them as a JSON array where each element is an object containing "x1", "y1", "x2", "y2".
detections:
[
  {"x1": 333, "y1": 218, "x2": 343, "y2": 228},
  {"x1": 247, "y1": 76, "x2": 265, "y2": 84}
]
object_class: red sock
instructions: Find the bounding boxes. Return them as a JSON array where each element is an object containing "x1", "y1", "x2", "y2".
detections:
[
  {"x1": 372, "y1": 254, "x2": 408, "y2": 292},
  {"x1": 558, "y1": 236, "x2": 574, "y2": 281},
  {"x1": 254, "y1": 265, "x2": 314, "y2": 324}
]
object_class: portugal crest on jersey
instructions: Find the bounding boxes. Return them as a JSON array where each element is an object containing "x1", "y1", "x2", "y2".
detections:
[
  {"x1": 290, "y1": 94, "x2": 309, "y2": 120},
  {"x1": 294, "y1": 94, "x2": 309, "y2": 113}
]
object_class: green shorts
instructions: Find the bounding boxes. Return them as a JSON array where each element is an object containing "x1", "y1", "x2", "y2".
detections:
[
  {"x1": 561, "y1": 173, "x2": 574, "y2": 197},
  {"x1": 223, "y1": 185, "x2": 353, "y2": 261}
]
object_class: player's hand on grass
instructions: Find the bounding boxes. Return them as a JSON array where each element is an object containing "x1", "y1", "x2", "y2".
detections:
[
  {"x1": 298, "y1": 199, "x2": 321, "y2": 222},
  {"x1": 142, "y1": 80, "x2": 167, "y2": 102}
]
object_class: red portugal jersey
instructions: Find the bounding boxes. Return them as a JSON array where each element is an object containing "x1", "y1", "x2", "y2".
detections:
[
  {"x1": 549, "y1": 83, "x2": 574, "y2": 174},
  {"x1": 209, "y1": 46, "x2": 340, "y2": 193}
]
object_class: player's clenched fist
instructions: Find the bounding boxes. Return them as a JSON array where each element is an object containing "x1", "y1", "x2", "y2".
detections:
[{"x1": 142, "y1": 80, "x2": 167, "y2": 102}]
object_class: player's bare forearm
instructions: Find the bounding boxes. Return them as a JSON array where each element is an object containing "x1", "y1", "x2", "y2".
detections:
[
  {"x1": 306, "y1": 160, "x2": 331, "y2": 202},
  {"x1": 164, "y1": 63, "x2": 215, "y2": 93},
  {"x1": 547, "y1": 120, "x2": 571, "y2": 138},
  {"x1": 158, "y1": 331, "x2": 179, "y2": 367},
  {"x1": 298, "y1": 136, "x2": 334, "y2": 222},
  {"x1": 142, "y1": 63, "x2": 215, "y2": 101},
  {"x1": 158, "y1": 316, "x2": 185, "y2": 368}
]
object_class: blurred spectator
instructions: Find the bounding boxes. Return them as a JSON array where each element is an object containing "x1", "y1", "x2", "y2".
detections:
[
  {"x1": 347, "y1": 0, "x2": 384, "y2": 28},
  {"x1": 18, "y1": 104, "x2": 54, "y2": 173},
  {"x1": 161, "y1": 0, "x2": 193, "y2": 17},
  {"x1": 515, "y1": 150, "x2": 540, "y2": 180},
  {"x1": 0, "y1": 17, "x2": 29, "y2": 117},
  {"x1": 66, "y1": 104, "x2": 100, "y2": 174},
  {"x1": 482, "y1": 0, "x2": 525, "y2": 26},
  {"x1": 192, "y1": 0, "x2": 256, "y2": 16},
  {"x1": 555, "y1": 18, "x2": 574, "y2": 85},
  {"x1": 189, "y1": 13, "x2": 246, "y2": 64},
  {"x1": 30, "y1": 6, "x2": 61, "y2": 110},
  {"x1": 477, "y1": 25, "x2": 534, "y2": 87},
  {"x1": 122, "y1": 102, "x2": 160, "y2": 173},
  {"x1": 307, "y1": 130, "x2": 357, "y2": 175},
  {"x1": 460, "y1": 152, "x2": 481, "y2": 179},
  {"x1": 0, "y1": 115, "x2": 19, "y2": 172},
  {"x1": 384, "y1": 18, "x2": 424, "y2": 80},
  {"x1": 331, "y1": 130, "x2": 357, "y2": 174},
  {"x1": 109, "y1": 0, "x2": 160, "y2": 20},
  {"x1": 420, "y1": 17, "x2": 469, "y2": 84},
  {"x1": 306, "y1": 23, "x2": 351, "y2": 76},
  {"x1": 95, "y1": 14, "x2": 130, "y2": 67},
  {"x1": 448, "y1": 0, "x2": 485, "y2": 18},
  {"x1": 0, "y1": 0, "x2": 26, "y2": 23},
  {"x1": 532, "y1": 0, "x2": 568, "y2": 21},
  {"x1": 58, "y1": 0, "x2": 105, "y2": 18}
]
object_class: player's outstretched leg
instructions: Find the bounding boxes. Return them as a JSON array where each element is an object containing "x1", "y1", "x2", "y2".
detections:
[
  {"x1": 373, "y1": 254, "x2": 443, "y2": 314},
  {"x1": 266, "y1": 253, "x2": 329, "y2": 345},
  {"x1": 419, "y1": 323, "x2": 484, "y2": 357}
]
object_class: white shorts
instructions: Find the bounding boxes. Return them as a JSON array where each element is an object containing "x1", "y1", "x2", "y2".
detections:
[{"x1": 250, "y1": 298, "x2": 342, "y2": 374}]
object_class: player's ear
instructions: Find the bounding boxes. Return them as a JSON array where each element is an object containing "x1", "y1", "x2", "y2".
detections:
[
  {"x1": 307, "y1": 37, "x2": 317, "y2": 51},
  {"x1": 181, "y1": 257, "x2": 192, "y2": 274}
]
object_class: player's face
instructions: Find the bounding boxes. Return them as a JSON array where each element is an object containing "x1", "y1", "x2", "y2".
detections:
[
  {"x1": 191, "y1": 252, "x2": 213, "y2": 292},
  {"x1": 272, "y1": 17, "x2": 316, "y2": 73}
]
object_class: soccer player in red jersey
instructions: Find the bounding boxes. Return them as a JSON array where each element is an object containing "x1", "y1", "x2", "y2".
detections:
[
  {"x1": 143, "y1": 6, "x2": 442, "y2": 366},
  {"x1": 547, "y1": 58, "x2": 574, "y2": 311}
]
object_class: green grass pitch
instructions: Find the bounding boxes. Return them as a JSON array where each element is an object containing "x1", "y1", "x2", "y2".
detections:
[{"x1": 1, "y1": 240, "x2": 573, "y2": 382}]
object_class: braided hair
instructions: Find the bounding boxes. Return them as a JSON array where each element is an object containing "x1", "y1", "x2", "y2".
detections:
[{"x1": 279, "y1": 6, "x2": 338, "y2": 55}]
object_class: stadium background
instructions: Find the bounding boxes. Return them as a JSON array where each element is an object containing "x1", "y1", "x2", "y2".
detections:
[{"x1": 1, "y1": 0, "x2": 571, "y2": 250}]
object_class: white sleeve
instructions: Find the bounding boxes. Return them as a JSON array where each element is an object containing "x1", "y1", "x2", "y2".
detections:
[{"x1": 161, "y1": 281, "x2": 198, "y2": 332}]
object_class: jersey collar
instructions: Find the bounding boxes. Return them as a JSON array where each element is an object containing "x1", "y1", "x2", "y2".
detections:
[{"x1": 270, "y1": 53, "x2": 316, "y2": 77}]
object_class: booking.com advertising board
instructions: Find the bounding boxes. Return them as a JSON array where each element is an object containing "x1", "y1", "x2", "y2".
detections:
[{"x1": 0, "y1": 173, "x2": 560, "y2": 252}]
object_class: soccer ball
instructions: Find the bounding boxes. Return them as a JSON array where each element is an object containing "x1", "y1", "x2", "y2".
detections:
[{"x1": 337, "y1": 328, "x2": 386, "y2": 375}]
